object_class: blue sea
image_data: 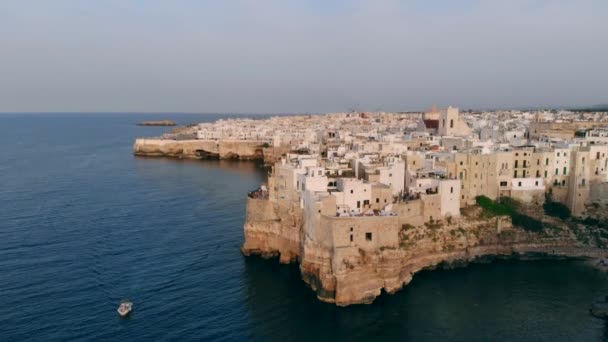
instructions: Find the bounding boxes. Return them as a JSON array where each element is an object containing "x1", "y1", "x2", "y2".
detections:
[{"x1": 1, "y1": 113, "x2": 608, "y2": 341}]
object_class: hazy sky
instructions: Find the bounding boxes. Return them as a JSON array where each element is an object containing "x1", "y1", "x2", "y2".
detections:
[{"x1": 1, "y1": 0, "x2": 607, "y2": 113}]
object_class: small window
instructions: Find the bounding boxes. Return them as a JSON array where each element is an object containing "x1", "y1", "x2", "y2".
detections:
[
  {"x1": 376, "y1": 198, "x2": 380, "y2": 203},
  {"x1": 350, "y1": 235, "x2": 353, "y2": 242},
  {"x1": 460, "y1": 161, "x2": 463, "y2": 166},
  {"x1": 350, "y1": 227, "x2": 353, "y2": 232},
  {"x1": 450, "y1": 187, "x2": 454, "y2": 193},
  {"x1": 535, "y1": 181, "x2": 539, "y2": 186},
  {"x1": 500, "y1": 181, "x2": 508, "y2": 187},
  {"x1": 518, "y1": 182, "x2": 522, "y2": 187},
  {"x1": 350, "y1": 190, "x2": 353, "y2": 194},
  {"x1": 365, "y1": 232, "x2": 372, "y2": 241}
]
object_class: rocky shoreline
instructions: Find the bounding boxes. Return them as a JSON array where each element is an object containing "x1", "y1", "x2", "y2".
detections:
[
  {"x1": 242, "y1": 199, "x2": 607, "y2": 306},
  {"x1": 133, "y1": 138, "x2": 266, "y2": 160}
]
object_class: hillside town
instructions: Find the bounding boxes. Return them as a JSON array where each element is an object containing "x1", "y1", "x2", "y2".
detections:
[{"x1": 165, "y1": 107, "x2": 608, "y2": 221}]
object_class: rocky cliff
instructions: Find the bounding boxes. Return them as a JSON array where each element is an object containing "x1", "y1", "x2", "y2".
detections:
[
  {"x1": 133, "y1": 138, "x2": 264, "y2": 160},
  {"x1": 242, "y1": 200, "x2": 607, "y2": 306}
]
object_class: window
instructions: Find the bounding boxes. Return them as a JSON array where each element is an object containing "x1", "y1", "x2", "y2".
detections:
[
  {"x1": 350, "y1": 235, "x2": 353, "y2": 242},
  {"x1": 350, "y1": 190, "x2": 353, "y2": 194},
  {"x1": 450, "y1": 187, "x2": 454, "y2": 193},
  {"x1": 350, "y1": 227, "x2": 353, "y2": 232},
  {"x1": 365, "y1": 232, "x2": 372, "y2": 241},
  {"x1": 514, "y1": 170, "x2": 518, "y2": 178},
  {"x1": 460, "y1": 161, "x2": 463, "y2": 166},
  {"x1": 518, "y1": 182, "x2": 522, "y2": 187},
  {"x1": 546, "y1": 158, "x2": 549, "y2": 166},
  {"x1": 544, "y1": 170, "x2": 548, "y2": 178},
  {"x1": 555, "y1": 168, "x2": 559, "y2": 175},
  {"x1": 376, "y1": 198, "x2": 380, "y2": 203},
  {"x1": 500, "y1": 181, "x2": 508, "y2": 187},
  {"x1": 557, "y1": 152, "x2": 560, "y2": 157},
  {"x1": 357, "y1": 201, "x2": 360, "y2": 208},
  {"x1": 450, "y1": 119, "x2": 454, "y2": 128},
  {"x1": 515, "y1": 160, "x2": 519, "y2": 168},
  {"x1": 563, "y1": 167, "x2": 567, "y2": 175},
  {"x1": 535, "y1": 181, "x2": 539, "y2": 186}
]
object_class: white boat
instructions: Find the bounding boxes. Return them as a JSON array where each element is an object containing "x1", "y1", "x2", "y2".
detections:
[{"x1": 117, "y1": 300, "x2": 133, "y2": 317}]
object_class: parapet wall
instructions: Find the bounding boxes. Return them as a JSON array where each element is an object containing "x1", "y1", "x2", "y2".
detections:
[{"x1": 133, "y1": 138, "x2": 264, "y2": 160}]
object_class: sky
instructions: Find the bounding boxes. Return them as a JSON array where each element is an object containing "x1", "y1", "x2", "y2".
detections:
[{"x1": 1, "y1": 0, "x2": 607, "y2": 113}]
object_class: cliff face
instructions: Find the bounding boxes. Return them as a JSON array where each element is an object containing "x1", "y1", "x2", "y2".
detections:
[
  {"x1": 241, "y1": 198, "x2": 301, "y2": 264},
  {"x1": 133, "y1": 139, "x2": 264, "y2": 160},
  {"x1": 243, "y1": 202, "x2": 606, "y2": 306}
]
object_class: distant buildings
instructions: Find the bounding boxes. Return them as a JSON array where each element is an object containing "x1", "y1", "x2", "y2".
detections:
[{"x1": 181, "y1": 106, "x2": 608, "y2": 221}]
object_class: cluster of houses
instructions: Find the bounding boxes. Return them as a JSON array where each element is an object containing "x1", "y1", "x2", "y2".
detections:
[{"x1": 235, "y1": 107, "x2": 608, "y2": 229}]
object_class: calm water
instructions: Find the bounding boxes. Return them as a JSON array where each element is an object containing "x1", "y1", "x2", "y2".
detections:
[{"x1": 1, "y1": 113, "x2": 608, "y2": 341}]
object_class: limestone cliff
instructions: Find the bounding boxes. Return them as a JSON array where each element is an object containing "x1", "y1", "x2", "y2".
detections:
[
  {"x1": 133, "y1": 138, "x2": 264, "y2": 160},
  {"x1": 242, "y1": 201, "x2": 607, "y2": 306}
]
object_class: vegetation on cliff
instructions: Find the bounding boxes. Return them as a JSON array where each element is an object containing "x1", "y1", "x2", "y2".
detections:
[
  {"x1": 475, "y1": 196, "x2": 543, "y2": 232},
  {"x1": 543, "y1": 194, "x2": 571, "y2": 220}
]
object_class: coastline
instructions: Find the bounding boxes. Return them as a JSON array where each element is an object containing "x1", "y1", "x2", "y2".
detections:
[{"x1": 241, "y1": 196, "x2": 607, "y2": 306}]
